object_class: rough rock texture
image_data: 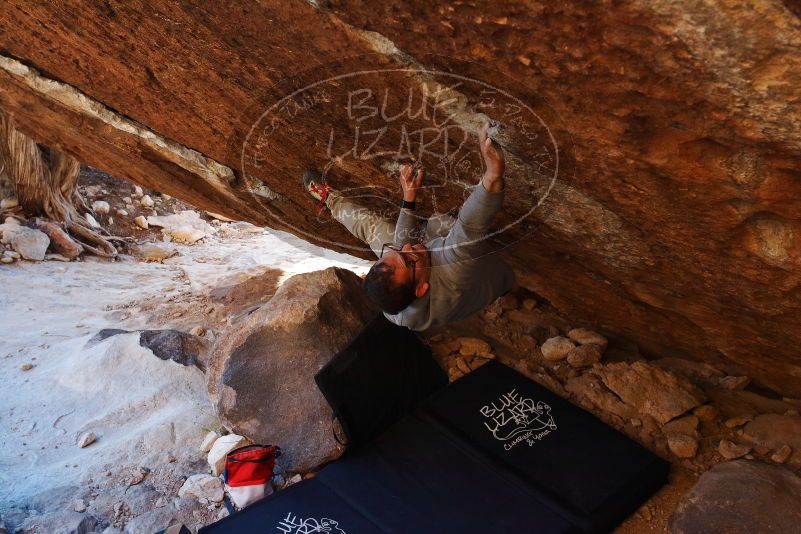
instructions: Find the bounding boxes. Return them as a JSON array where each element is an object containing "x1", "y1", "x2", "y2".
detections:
[
  {"x1": 207, "y1": 267, "x2": 376, "y2": 472},
  {"x1": 1, "y1": 1, "x2": 801, "y2": 395},
  {"x1": 1, "y1": 225, "x2": 49, "y2": 261},
  {"x1": 594, "y1": 361, "x2": 706, "y2": 424},
  {"x1": 743, "y1": 414, "x2": 801, "y2": 466},
  {"x1": 669, "y1": 460, "x2": 801, "y2": 534}
]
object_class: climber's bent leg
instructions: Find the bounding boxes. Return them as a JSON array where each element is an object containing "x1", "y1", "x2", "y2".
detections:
[{"x1": 326, "y1": 192, "x2": 396, "y2": 258}]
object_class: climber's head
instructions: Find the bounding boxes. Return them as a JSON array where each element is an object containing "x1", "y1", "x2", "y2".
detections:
[{"x1": 363, "y1": 242, "x2": 430, "y2": 314}]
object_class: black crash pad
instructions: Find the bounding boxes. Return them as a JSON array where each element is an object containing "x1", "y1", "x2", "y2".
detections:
[
  {"x1": 317, "y1": 414, "x2": 579, "y2": 533},
  {"x1": 420, "y1": 360, "x2": 669, "y2": 533},
  {"x1": 315, "y1": 313, "x2": 447, "y2": 446},
  {"x1": 199, "y1": 477, "x2": 382, "y2": 534}
]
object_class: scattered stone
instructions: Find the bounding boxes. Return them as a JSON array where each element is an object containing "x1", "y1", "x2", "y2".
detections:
[
  {"x1": 77, "y1": 432, "x2": 96, "y2": 448},
  {"x1": 92, "y1": 200, "x2": 110, "y2": 215},
  {"x1": 669, "y1": 460, "x2": 801, "y2": 533},
  {"x1": 19, "y1": 363, "x2": 33, "y2": 371},
  {"x1": 458, "y1": 337, "x2": 491, "y2": 356},
  {"x1": 719, "y1": 375, "x2": 750, "y2": 390},
  {"x1": 725, "y1": 414, "x2": 754, "y2": 428},
  {"x1": 743, "y1": 414, "x2": 801, "y2": 465},
  {"x1": 2, "y1": 226, "x2": 50, "y2": 261},
  {"x1": 0, "y1": 197, "x2": 19, "y2": 209},
  {"x1": 718, "y1": 440, "x2": 751, "y2": 459},
  {"x1": 18, "y1": 510, "x2": 97, "y2": 534},
  {"x1": 123, "y1": 466, "x2": 149, "y2": 486},
  {"x1": 455, "y1": 357, "x2": 471, "y2": 375},
  {"x1": 73, "y1": 499, "x2": 87, "y2": 512},
  {"x1": 140, "y1": 195, "x2": 155, "y2": 208},
  {"x1": 131, "y1": 242, "x2": 177, "y2": 262},
  {"x1": 134, "y1": 215, "x2": 149, "y2": 229},
  {"x1": 133, "y1": 185, "x2": 144, "y2": 198},
  {"x1": 771, "y1": 445, "x2": 792, "y2": 464},
  {"x1": 147, "y1": 210, "x2": 215, "y2": 244},
  {"x1": 522, "y1": 298, "x2": 536, "y2": 310},
  {"x1": 116, "y1": 209, "x2": 128, "y2": 216},
  {"x1": 5, "y1": 250, "x2": 19, "y2": 259},
  {"x1": 190, "y1": 325, "x2": 206, "y2": 337},
  {"x1": 667, "y1": 434, "x2": 698, "y2": 458},
  {"x1": 693, "y1": 404, "x2": 718, "y2": 422},
  {"x1": 592, "y1": 361, "x2": 706, "y2": 424},
  {"x1": 566, "y1": 344, "x2": 603, "y2": 368},
  {"x1": 448, "y1": 367, "x2": 463, "y2": 382},
  {"x1": 35, "y1": 221, "x2": 83, "y2": 259},
  {"x1": 565, "y1": 374, "x2": 634, "y2": 421},
  {"x1": 567, "y1": 328, "x2": 608, "y2": 350},
  {"x1": 4, "y1": 216, "x2": 20, "y2": 225},
  {"x1": 178, "y1": 474, "x2": 224, "y2": 503},
  {"x1": 85, "y1": 213, "x2": 101, "y2": 228},
  {"x1": 123, "y1": 196, "x2": 133, "y2": 204},
  {"x1": 663, "y1": 415, "x2": 699, "y2": 437},
  {"x1": 208, "y1": 434, "x2": 250, "y2": 476},
  {"x1": 208, "y1": 268, "x2": 376, "y2": 472},
  {"x1": 286, "y1": 474, "x2": 302, "y2": 486},
  {"x1": 1, "y1": 256, "x2": 12, "y2": 264},
  {"x1": 541, "y1": 336, "x2": 575, "y2": 361},
  {"x1": 200, "y1": 431, "x2": 219, "y2": 453}
]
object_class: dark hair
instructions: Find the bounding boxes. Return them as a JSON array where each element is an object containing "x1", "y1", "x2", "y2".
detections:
[{"x1": 363, "y1": 261, "x2": 416, "y2": 314}]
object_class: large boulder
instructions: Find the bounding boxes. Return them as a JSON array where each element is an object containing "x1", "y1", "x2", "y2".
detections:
[
  {"x1": 669, "y1": 460, "x2": 801, "y2": 533},
  {"x1": 207, "y1": 267, "x2": 376, "y2": 472}
]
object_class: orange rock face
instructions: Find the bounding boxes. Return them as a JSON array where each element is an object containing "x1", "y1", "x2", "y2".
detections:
[{"x1": 0, "y1": 1, "x2": 800, "y2": 394}]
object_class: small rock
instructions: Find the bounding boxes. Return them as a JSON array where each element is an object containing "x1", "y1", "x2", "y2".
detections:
[
  {"x1": 133, "y1": 186, "x2": 144, "y2": 198},
  {"x1": 85, "y1": 213, "x2": 101, "y2": 228},
  {"x1": 19, "y1": 363, "x2": 33, "y2": 371},
  {"x1": 567, "y1": 328, "x2": 608, "y2": 350},
  {"x1": 123, "y1": 466, "x2": 149, "y2": 486},
  {"x1": 771, "y1": 445, "x2": 792, "y2": 464},
  {"x1": 693, "y1": 404, "x2": 718, "y2": 422},
  {"x1": 1, "y1": 256, "x2": 13, "y2": 264},
  {"x1": 541, "y1": 336, "x2": 575, "y2": 361},
  {"x1": 178, "y1": 474, "x2": 224, "y2": 503},
  {"x1": 718, "y1": 440, "x2": 751, "y2": 459},
  {"x1": 1, "y1": 197, "x2": 19, "y2": 209},
  {"x1": 200, "y1": 431, "x2": 219, "y2": 453},
  {"x1": 140, "y1": 195, "x2": 155, "y2": 208},
  {"x1": 131, "y1": 242, "x2": 176, "y2": 262},
  {"x1": 45, "y1": 253, "x2": 71, "y2": 262},
  {"x1": 5, "y1": 250, "x2": 20, "y2": 259},
  {"x1": 77, "y1": 432, "x2": 97, "y2": 448},
  {"x1": 3, "y1": 226, "x2": 50, "y2": 261},
  {"x1": 134, "y1": 216, "x2": 149, "y2": 229},
  {"x1": 448, "y1": 367, "x2": 463, "y2": 382},
  {"x1": 91, "y1": 200, "x2": 110, "y2": 215},
  {"x1": 167, "y1": 225, "x2": 206, "y2": 244},
  {"x1": 725, "y1": 414, "x2": 754, "y2": 428},
  {"x1": 4, "y1": 216, "x2": 21, "y2": 225},
  {"x1": 73, "y1": 499, "x2": 86, "y2": 512},
  {"x1": 123, "y1": 196, "x2": 133, "y2": 204},
  {"x1": 162, "y1": 194, "x2": 172, "y2": 200},
  {"x1": 522, "y1": 298, "x2": 536, "y2": 310},
  {"x1": 663, "y1": 415, "x2": 699, "y2": 437},
  {"x1": 286, "y1": 474, "x2": 302, "y2": 487},
  {"x1": 190, "y1": 325, "x2": 206, "y2": 337},
  {"x1": 458, "y1": 337, "x2": 491, "y2": 356},
  {"x1": 116, "y1": 209, "x2": 128, "y2": 217},
  {"x1": 668, "y1": 434, "x2": 698, "y2": 458},
  {"x1": 455, "y1": 356, "x2": 471, "y2": 375},
  {"x1": 566, "y1": 344, "x2": 603, "y2": 368},
  {"x1": 208, "y1": 434, "x2": 249, "y2": 476},
  {"x1": 719, "y1": 375, "x2": 750, "y2": 390}
]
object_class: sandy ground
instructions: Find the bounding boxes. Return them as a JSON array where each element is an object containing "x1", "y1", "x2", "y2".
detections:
[{"x1": 0, "y1": 222, "x2": 371, "y2": 531}]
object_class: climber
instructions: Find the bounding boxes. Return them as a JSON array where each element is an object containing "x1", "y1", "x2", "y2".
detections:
[{"x1": 303, "y1": 124, "x2": 515, "y2": 331}]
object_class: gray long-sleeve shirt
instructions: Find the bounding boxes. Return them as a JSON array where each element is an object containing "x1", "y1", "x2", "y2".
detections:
[{"x1": 384, "y1": 183, "x2": 515, "y2": 331}]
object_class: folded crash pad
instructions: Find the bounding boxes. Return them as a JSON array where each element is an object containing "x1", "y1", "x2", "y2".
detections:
[
  {"x1": 198, "y1": 477, "x2": 382, "y2": 534},
  {"x1": 317, "y1": 414, "x2": 579, "y2": 533},
  {"x1": 420, "y1": 360, "x2": 669, "y2": 533},
  {"x1": 202, "y1": 360, "x2": 667, "y2": 534},
  {"x1": 314, "y1": 313, "x2": 447, "y2": 446}
]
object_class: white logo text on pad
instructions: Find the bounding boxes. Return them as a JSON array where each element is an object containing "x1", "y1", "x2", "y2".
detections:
[
  {"x1": 277, "y1": 513, "x2": 346, "y2": 534},
  {"x1": 480, "y1": 388, "x2": 557, "y2": 450}
]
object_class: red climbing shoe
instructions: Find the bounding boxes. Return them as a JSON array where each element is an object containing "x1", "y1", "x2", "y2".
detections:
[{"x1": 303, "y1": 168, "x2": 335, "y2": 213}]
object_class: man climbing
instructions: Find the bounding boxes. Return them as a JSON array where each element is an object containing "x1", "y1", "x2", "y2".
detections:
[{"x1": 303, "y1": 124, "x2": 515, "y2": 330}]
